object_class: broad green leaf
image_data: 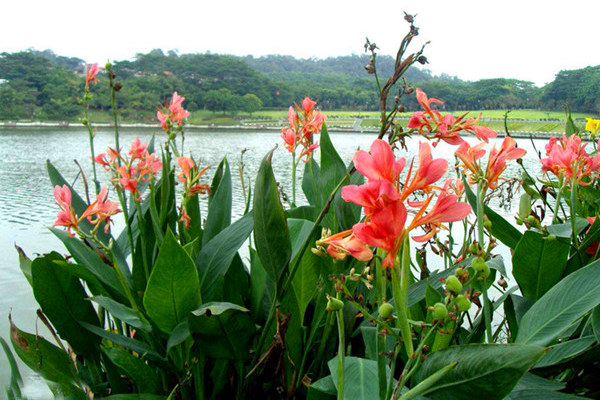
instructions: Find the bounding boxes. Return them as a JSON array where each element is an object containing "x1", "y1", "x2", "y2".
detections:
[
  {"x1": 546, "y1": 218, "x2": 589, "y2": 238},
  {"x1": 1, "y1": 336, "x2": 23, "y2": 399},
  {"x1": 91, "y1": 296, "x2": 151, "y2": 333},
  {"x1": 51, "y1": 227, "x2": 127, "y2": 301},
  {"x1": 15, "y1": 245, "x2": 32, "y2": 286},
  {"x1": 222, "y1": 253, "x2": 250, "y2": 305},
  {"x1": 327, "y1": 356, "x2": 390, "y2": 400},
  {"x1": 512, "y1": 231, "x2": 570, "y2": 300},
  {"x1": 464, "y1": 182, "x2": 522, "y2": 249},
  {"x1": 253, "y1": 150, "x2": 291, "y2": 279},
  {"x1": 197, "y1": 212, "x2": 253, "y2": 302},
  {"x1": 53, "y1": 260, "x2": 110, "y2": 298},
  {"x1": 188, "y1": 302, "x2": 255, "y2": 360},
  {"x1": 591, "y1": 306, "x2": 600, "y2": 342},
  {"x1": 513, "y1": 372, "x2": 564, "y2": 391},
  {"x1": 103, "y1": 347, "x2": 161, "y2": 394},
  {"x1": 360, "y1": 326, "x2": 396, "y2": 361},
  {"x1": 412, "y1": 344, "x2": 545, "y2": 400},
  {"x1": 166, "y1": 320, "x2": 190, "y2": 353},
  {"x1": 334, "y1": 162, "x2": 363, "y2": 231},
  {"x1": 516, "y1": 259, "x2": 600, "y2": 346},
  {"x1": 534, "y1": 336, "x2": 596, "y2": 368},
  {"x1": 307, "y1": 375, "x2": 336, "y2": 400},
  {"x1": 143, "y1": 229, "x2": 200, "y2": 334},
  {"x1": 302, "y1": 157, "x2": 321, "y2": 206},
  {"x1": 319, "y1": 124, "x2": 348, "y2": 229},
  {"x1": 506, "y1": 389, "x2": 591, "y2": 399},
  {"x1": 287, "y1": 205, "x2": 318, "y2": 221},
  {"x1": 249, "y1": 248, "x2": 275, "y2": 323},
  {"x1": 9, "y1": 317, "x2": 82, "y2": 393},
  {"x1": 565, "y1": 107, "x2": 579, "y2": 136},
  {"x1": 289, "y1": 218, "x2": 320, "y2": 322},
  {"x1": 203, "y1": 158, "x2": 232, "y2": 245},
  {"x1": 31, "y1": 252, "x2": 101, "y2": 357}
]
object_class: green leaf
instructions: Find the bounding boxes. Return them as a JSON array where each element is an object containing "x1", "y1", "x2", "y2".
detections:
[
  {"x1": 143, "y1": 229, "x2": 200, "y2": 334},
  {"x1": 307, "y1": 375, "x2": 337, "y2": 400},
  {"x1": 302, "y1": 157, "x2": 321, "y2": 206},
  {"x1": 360, "y1": 326, "x2": 396, "y2": 361},
  {"x1": 50, "y1": 227, "x2": 127, "y2": 301},
  {"x1": 103, "y1": 347, "x2": 161, "y2": 394},
  {"x1": 534, "y1": 336, "x2": 596, "y2": 368},
  {"x1": 512, "y1": 231, "x2": 570, "y2": 300},
  {"x1": 412, "y1": 344, "x2": 546, "y2": 400},
  {"x1": 9, "y1": 317, "x2": 82, "y2": 393},
  {"x1": 188, "y1": 302, "x2": 255, "y2": 360},
  {"x1": 249, "y1": 248, "x2": 275, "y2": 323},
  {"x1": 464, "y1": 182, "x2": 522, "y2": 249},
  {"x1": 166, "y1": 320, "x2": 190, "y2": 353},
  {"x1": 565, "y1": 106, "x2": 579, "y2": 136},
  {"x1": 505, "y1": 372, "x2": 584, "y2": 399},
  {"x1": 334, "y1": 162, "x2": 363, "y2": 231},
  {"x1": 591, "y1": 306, "x2": 600, "y2": 342},
  {"x1": 1, "y1": 336, "x2": 23, "y2": 399},
  {"x1": 197, "y1": 211, "x2": 254, "y2": 302},
  {"x1": 253, "y1": 149, "x2": 291, "y2": 280},
  {"x1": 78, "y1": 321, "x2": 165, "y2": 363},
  {"x1": 203, "y1": 158, "x2": 232, "y2": 245},
  {"x1": 327, "y1": 356, "x2": 389, "y2": 400},
  {"x1": 546, "y1": 218, "x2": 589, "y2": 238},
  {"x1": 287, "y1": 205, "x2": 318, "y2": 221},
  {"x1": 289, "y1": 218, "x2": 319, "y2": 321},
  {"x1": 516, "y1": 258, "x2": 600, "y2": 346},
  {"x1": 319, "y1": 124, "x2": 348, "y2": 230},
  {"x1": 31, "y1": 252, "x2": 101, "y2": 357},
  {"x1": 15, "y1": 245, "x2": 32, "y2": 286},
  {"x1": 90, "y1": 296, "x2": 151, "y2": 333}
]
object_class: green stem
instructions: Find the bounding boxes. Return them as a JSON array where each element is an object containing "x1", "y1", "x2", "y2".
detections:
[
  {"x1": 134, "y1": 200, "x2": 150, "y2": 283},
  {"x1": 291, "y1": 150, "x2": 297, "y2": 206},
  {"x1": 108, "y1": 71, "x2": 120, "y2": 152},
  {"x1": 116, "y1": 189, "x2": 135, "y2": 257},
  {"x1": 392, "y1": 236, "x2": 414, "y2": 358},
  {"x1": 83, "y1": 93, "x2": 99, "y2": 194},
  {"x1": 193, "y1": 357, "x2": 205, "y2": 400},
  {"x1": 476, "y1": 182, "x2": 493, "y2": 343},
  {"x1": 375, "y1": 253, "x2": 388, "y2": 400},
  {"x1": 552, "y1": 176, "x2": 564, "y2": 224},
  {"x1": 398, "y1": 362, "x2": 458, "y2": 400},
  {"x1": 335, "y1": 293, "x2": 345, "y2": 400},
  {"x1": 571, "y1": 177, "x2": 578, "y2": 247}
]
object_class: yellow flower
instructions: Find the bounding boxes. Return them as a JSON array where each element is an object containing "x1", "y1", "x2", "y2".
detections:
[{"x1": 586, "y1": 118, "x2": 600, "y2": 137}]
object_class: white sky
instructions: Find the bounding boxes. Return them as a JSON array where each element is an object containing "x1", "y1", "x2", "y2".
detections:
[{"x1": 3, "y1": 0, "x2": 598, "y2": 86}]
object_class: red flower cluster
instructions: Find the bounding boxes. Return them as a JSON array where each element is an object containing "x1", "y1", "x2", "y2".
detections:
[
  {"x1": 318, "y1": 139, "x2": 471, "y2": 267},
  {"x1": 456, "y1": 136, "x2": 526, "y2": 190},
  {"x1": 54, "y1": 185, "x2": 120, "y2": 237},
  {"x1": 95, "y1": 137, "x2": 162, "y2": 199},
  {"x1": 408, "y1": 89, "x2": 497, "y2": 146},
  {"x1": 541, "y1": 134, "x2": 600, "y2": 185},
  {"x1": 281, "y1": 97, "x2": 326, "y2": 162},
  {"x1": 157, "y1": 92, "x2": 191, "y2": 132}
]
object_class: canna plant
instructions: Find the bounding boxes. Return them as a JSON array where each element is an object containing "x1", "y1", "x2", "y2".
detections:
[{"x1": 4, "y1": 13, "x2": 600, "y2": 400}]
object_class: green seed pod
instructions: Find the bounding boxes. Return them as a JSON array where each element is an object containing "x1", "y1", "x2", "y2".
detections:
[
  {"x1": 105, "y1": 62, "x2": 112, "y2": 70},
  {"x1": 81, "y1": 118, "x2": 88, "y2": 125},
  {"x1": 378, "y1": 302, "x2": 394, "y2": 319},
  {"x1": 546, "y1": 234, "x2": 557, "y2": 242},
  {"x1": 445, "y1": 276, "x2": 463, "y2": 294},
  {"x1": 516, "y1": 217, "x2": 523, "y2": 226},
  {"x1": 483, "y1": 219, "x2": 492, "y2": 229},
  {"x1": 469, "y1": 243, "x2": 479, "y2": 254},
  {"x1": 455, "y1": 267, "x2": 465, "y2": 277},
  {"x1": 479, "y1": 264, "x2": 491, "y2": 279},
  {"x1": 432, "y1": 303, "x2": 448, "y2": 321},
  {"x1": 518, "y1": 192, "x2": 532, "y2": 220},
  {"x1": 326, "y1": 298, "x2": 344, "y2": 312},
  {"x1": 526, "y1": 215, "x2": 537, "y2": 225},
  {"x1": 471, "y1": 257, "x2": 487, "y2": 272},
  {"x1": 455, "y1": 295, "x2": 472, "y2": 312}
]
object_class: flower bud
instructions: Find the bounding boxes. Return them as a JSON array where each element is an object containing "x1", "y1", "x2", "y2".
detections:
[
  {"x1": 326, "y1": 297, "x2": 344, "y2": 312},
  {"x1": 445, "y1": 276, "x2": 463, "y2": 294},
  {"x1": 455, "y1": 295, "x2": 471, "y2": 312},
  {"x1": 518, "y1": 193, "x2": 532, "y2": 220},
  {"x1": 378, "y1": 302, "x2": 394, "y2": 319},
  {"x1": 432, "y1": 303, "x2": 448, "y2": 321}
]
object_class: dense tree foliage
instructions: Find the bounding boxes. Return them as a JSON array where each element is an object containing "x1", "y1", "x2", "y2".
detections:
[{"x1": 0, "y1": 49, "x2": 598, "y2": 121}]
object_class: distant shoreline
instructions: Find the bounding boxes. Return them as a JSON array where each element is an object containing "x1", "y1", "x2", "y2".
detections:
[{"x1": 0, "y1": 120, "x2": 562, "y2": 139}]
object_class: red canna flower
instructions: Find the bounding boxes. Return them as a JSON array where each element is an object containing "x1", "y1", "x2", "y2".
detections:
[
  {"x1": 85, "y1": 63, "x2": 99, "y2": 87},
  {"x1": 81, "y1": 187, "x2": 121, "y2": 233},
  {"x1": 281, "y1": 128, "x2": 297, "y2": 153},
  {"x1": 118, "y1": 165, "x2": 139, "y2": 196},
  {"x1": 302, "y1": 97, "x2": 317, "y2": 115},
  {"x1": 53, "y1": 185, "x2": 79, "y2": 236},
  {"x1": 401, "y1": 142, "x2": 448, "y2": 200},
  {"x1": 353, "y1": 139, "x2": 406, "y2": 183},
  {"x1": 177, "y1": 156, "x2": 210, "y2": 196},
  {"x1": 157, "y1": 92, "x2": 191, "y2": 131},
  {"x1": 129, "y1": 137, "x2": 148, "y2": 160},
  {"x1": 541, "y1": 134, "x2": 600, "y2": 186},
  {"x1": 316, "y1": 229, "x2": 373, "y2": 262},
  {"x1": 342, "y1": 180, "x2": 400, "y2": 216}
]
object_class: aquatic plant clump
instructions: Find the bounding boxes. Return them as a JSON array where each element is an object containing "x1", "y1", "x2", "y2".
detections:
[{"x1": 4, "y1": 13, "x2": 600, "y2": 400}]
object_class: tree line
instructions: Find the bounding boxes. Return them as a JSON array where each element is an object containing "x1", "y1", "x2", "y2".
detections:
[{"x1": 0, "y1": 49, "x2": 598, "y2": 121}]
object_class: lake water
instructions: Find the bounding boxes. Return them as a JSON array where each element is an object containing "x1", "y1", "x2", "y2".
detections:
[{"x1": 0, "y1": 127, "x2": 548, "y2": 397}]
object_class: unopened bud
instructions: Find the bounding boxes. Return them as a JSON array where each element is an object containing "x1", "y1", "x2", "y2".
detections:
[
  {"x1": 105, "y1": 62, "x2": 112, "y2": 70},
  {"x1": 519, "y1": 193, "x2": 532, "y2": 220},
  {"x1": 81, "y1": 118, "x2": 88, "y2": 125},
  {"x1": 516, "y1": 217, "x2": 523, "y2": 225},
  {"x1": 378, "y1": 302, "x2": 394, "y2": 319}
]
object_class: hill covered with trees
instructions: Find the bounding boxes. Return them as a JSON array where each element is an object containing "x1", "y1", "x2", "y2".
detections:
[{"x1": 0, "y1": 48, "x2": 598, "y2": 121}]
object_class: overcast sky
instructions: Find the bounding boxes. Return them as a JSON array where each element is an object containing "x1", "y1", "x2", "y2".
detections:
[{"x1": 4, "y1": 0, "x2": 598, "y2": 86}]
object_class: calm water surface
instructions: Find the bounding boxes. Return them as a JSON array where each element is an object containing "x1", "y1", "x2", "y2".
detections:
[{"x1": 0, "y1": 127, "x2": 547, "y2": 397}]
